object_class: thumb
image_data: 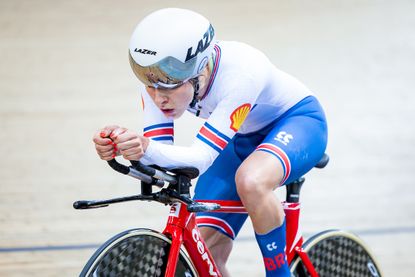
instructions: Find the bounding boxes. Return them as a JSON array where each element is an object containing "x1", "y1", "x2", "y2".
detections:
[
  {"x1": 100, "y1": 129, "x2": 111, "y2": 138},
  {"x1": 100, "y1": 125, "x2": 120, "y2": 138}
]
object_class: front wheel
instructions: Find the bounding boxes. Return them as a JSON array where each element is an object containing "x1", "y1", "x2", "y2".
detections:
[
  {"x1": 290, "y1": 230, "x2": 382, "y2": 277},
  {"x1": 80, "y1": 228, "x2": 197, "y2": 277}
]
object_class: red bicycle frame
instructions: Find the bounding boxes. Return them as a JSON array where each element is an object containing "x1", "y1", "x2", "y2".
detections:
[
  {"x1": 163, "y1": 202, "x2": 221, "y2": 277},
  {"x1": 161, "y1": 200, "x2": 319, "y2": 277}
]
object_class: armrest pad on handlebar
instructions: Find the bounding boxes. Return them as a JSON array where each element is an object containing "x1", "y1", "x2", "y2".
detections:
[
  {"x1": 132, "y1": 161, "x2": 156, "y2": 177},
  {"x1": 133, "y1": 161, "x2": 199, "y2": 180},
  {"x1": 169, "y1": 167, "x2": 199, "y2": 179}
]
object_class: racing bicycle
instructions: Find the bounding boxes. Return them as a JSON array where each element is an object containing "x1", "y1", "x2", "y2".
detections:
[{"x1": 74, "y1": 154, "x2": 382, "y2": 276}]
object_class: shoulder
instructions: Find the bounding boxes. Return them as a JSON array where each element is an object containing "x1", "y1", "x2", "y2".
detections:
[
  {"x1": 217, "y1": 41, "x2": 270, "y2": 64},
  {"x1": 216, "y1": 41, "x2": 273, "y2": 79},
  {"x1": 209, "y1": 41, "x2": 272, "y2": 92}
]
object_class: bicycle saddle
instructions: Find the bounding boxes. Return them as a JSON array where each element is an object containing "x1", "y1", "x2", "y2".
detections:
[{"x1": 315, "y1": 153, "x2": 329, "y2": 169}]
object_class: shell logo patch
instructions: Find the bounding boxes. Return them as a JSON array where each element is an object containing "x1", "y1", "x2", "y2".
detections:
[{"x1": 230, "y1": 103, "x2": 251, "y2": 132}]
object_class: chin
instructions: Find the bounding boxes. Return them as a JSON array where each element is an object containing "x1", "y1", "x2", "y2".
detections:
[{"x1": 173, "y1": 109, "x2": 186, "y2": 119}]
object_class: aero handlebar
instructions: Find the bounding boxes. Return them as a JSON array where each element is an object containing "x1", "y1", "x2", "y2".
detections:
[
  {"x1": 73, "y1": 158, "x2": 219, "y2": 212},
  {"x1": 107, "y1": 159, "x2": 177, "y2": 187}
]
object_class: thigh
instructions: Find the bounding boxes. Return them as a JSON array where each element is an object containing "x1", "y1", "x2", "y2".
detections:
[
  {"x1": 236, "y1": 149, "x2": 285, "y2": 191},
  {"x1": 256, "y1": 96, "x2": 328, "y2": 186}
]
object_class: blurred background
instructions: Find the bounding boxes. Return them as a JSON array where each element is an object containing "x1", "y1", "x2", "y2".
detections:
[{"x1": 1, "y1": 0, "x2": 414, "y2": 276}]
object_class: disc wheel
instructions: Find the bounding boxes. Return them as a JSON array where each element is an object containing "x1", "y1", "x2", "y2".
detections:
[
  {"x1": 81, "y1": 228, "x2": 197, "y2": 277},
  {"x1": 290, "y1": 230, "x2": 382, "y2": 277}
]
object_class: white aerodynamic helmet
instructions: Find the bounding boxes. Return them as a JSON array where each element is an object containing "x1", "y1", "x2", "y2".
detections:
[{"x1": 129, "y1": 8, "x2": 216, "y2": 89}]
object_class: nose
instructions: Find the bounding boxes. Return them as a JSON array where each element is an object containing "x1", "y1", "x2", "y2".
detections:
[{"x1": 154, "y1": 89, "x2": 168, "y2": 106}]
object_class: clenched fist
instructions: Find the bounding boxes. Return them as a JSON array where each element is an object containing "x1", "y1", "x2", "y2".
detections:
[{"x1": 93, "y1": 125, "x2": 149, "y2": 161}]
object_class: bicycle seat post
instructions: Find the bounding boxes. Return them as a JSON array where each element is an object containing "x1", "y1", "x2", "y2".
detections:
[{"x1": 285, "y1": 177, "x2": 305, "y2": 203}]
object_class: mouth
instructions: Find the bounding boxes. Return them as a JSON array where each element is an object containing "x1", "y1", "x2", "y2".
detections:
[{"x1": 161, "y1": 108, "x2": 175, "y2": 116}]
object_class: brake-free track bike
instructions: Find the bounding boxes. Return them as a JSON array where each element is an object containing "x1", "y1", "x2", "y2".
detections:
[{"x1": 74, "y1": 155, "x2": 382, "y2": 276}]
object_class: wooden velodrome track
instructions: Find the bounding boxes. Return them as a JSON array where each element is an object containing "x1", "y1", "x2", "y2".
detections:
[{"x1": 1, "y1": 0, "x2": 414, "y2": 276}]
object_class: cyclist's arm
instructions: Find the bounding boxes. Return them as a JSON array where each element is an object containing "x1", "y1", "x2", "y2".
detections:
[{"x1": 142, "y1": 74, "x2": 261, "y2": 174}]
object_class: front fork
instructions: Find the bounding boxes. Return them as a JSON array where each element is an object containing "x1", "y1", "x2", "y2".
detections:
[{"x1": 164, "y1": 226, "x2": 183, "y2": 276}]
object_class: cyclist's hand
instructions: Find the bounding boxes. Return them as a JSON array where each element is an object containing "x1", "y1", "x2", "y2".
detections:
[
  {"x1": 110, "y1": 127, "x2": 149, "y2": 161},
  {"x1": 93, "y1": 125, "x2": 120, "y2": 160}
]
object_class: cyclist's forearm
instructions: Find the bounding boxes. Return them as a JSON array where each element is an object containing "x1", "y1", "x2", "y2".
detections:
[{"x1": 142, "y1": 139, "x2": 216, "y2": 174}]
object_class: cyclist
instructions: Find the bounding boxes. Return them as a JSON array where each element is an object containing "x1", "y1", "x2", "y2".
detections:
[{"x1": 93, "y1": 8, "x2": 327, "y2": 277}]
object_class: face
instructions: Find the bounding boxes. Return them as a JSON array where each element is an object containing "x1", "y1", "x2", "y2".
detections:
[{"x1": 145, "y1": 82, "x2": 194, "y2": 119}]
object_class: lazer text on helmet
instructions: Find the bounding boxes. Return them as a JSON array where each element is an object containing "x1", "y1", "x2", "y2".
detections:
[
  {"x1": 185, "y1": 24, "x2": 215, "y2": 62},
  {"x1": 134, "y1": 48, "x2": 157, "y2": 56}
]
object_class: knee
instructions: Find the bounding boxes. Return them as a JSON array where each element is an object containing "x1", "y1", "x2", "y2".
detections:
[{"x1": 235, "y1": 167, "x2": 267, "y2": 199}]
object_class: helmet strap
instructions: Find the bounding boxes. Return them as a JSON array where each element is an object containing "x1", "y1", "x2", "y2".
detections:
[
  {"x1": 189, "y1": 77, "x2": 200, "y2": 108},
  {"x1": 188, "y1": 55, "x2": 214, "y2": 111}
]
